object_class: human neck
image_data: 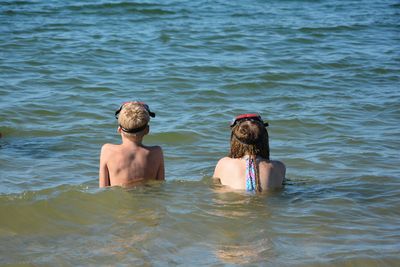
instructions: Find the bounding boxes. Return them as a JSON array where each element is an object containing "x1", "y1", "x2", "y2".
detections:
[
  {"x1": 242, "y1": 154, "x2": 261, "y2": 159},
  {"x1": 121, "y1": 135, "x2": 144, "y2": 146}
]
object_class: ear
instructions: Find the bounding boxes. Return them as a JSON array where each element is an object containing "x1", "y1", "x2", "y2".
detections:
[
  {"x1": 117, "y1": 126, "x2": 122, "y2": 133},
  {"x1": 144, "y1": 125, "x2": 150, "y2": 135}
]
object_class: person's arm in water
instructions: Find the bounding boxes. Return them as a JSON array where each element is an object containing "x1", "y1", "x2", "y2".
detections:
[
  {"x1": 273, "y1": 160, "x2": 286, "y2": 179},
  {"x1": 99, "y1": 144, "x2": 111, "y2": 187},
  {"x1": 267, "y1": 160, "x2": 286, "y2": 188},
  {"x1": 212, "y1": 157, "x2": 227, "y2": 183},
  {"x1": 156, "y1": 147, "x2": 165, "y2": 180}
]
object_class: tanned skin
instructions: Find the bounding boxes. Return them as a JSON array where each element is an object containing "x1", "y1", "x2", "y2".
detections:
[
  {"x1": 99, "y1": 126, "x2": 164, "y2": 188},
  {"x1": 213, "y1": 156, "x2": 285, "y2": 190}
]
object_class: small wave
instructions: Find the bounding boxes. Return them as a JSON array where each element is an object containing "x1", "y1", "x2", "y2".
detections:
[
  {"x1": 0, "y1": 126, "x2": 66, "y2": 138},
  {"x1": 260, "y1": 71, "x2": 306, "y2": 81},
  {"x1": 76, "y1": 86, "x2": 113, "y2": 93},
  {"x1": 1, "y1": 9, "x2": 53, "y2": 16},
  {"x1": 286, "y1": 37, "x2": 319, "y2": 44},
  {"x1": 230, "y1": 11, "x2": 266, "y2": 18},
  {"x1": 66, "y1": 2, "x2": 175, "y2": 16},
  {"x1": 221, "y1": 81, "x2": 280, "y2": 90},
  {"x1": 149, "y1": 131, "x2": 200, "y2": 144},
  {"x1": 204, "y1": 33, "x2": 247, "y2": 41},
  {"x1": 67, "y1": 2, "x2": 161, "y2": 10},
  {"x1": 0, "y1": 1, "x2": 37, "y2": 6},
  {"x1": 195, "y1": 89, "x2": 228, "y2": 97},
  {"x1": 298, "y1": 24, "x2": 367, "y2": 33},
  {"x1": 221, "y1": 44, "x2": 248, "y2": 52},
  {"x1": 189, "y1": 65, "x2": 243, "y2": 74}
]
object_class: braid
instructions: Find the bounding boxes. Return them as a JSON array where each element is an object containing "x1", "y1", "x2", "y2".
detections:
[{"x1": 252, "y1": 154, "x2": 262, "y2": 193}]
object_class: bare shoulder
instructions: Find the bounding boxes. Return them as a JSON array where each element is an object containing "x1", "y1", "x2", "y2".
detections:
[
  {"x1": 146, "y1": 145, "x2": 163, "y2": 154},
  {"x1": 270, "y1": 160, "x2": 286, "y2": 175},
  {"x1": 216, "y1": 156, "x2": 233, "y2": 166},
  {"x1": 101, "y1": 143, "x2": 119, "y2": 154},
  {"x1": 145, "y1": 145, "x2": 164, "y2": 162},
  {"x1": 271, "y1": 160, "x2": 285, "y2": 168},
  {"x1": 100, "y1": 143, "x2": 123, "y2": 161},
  {"x1": 214, "y1": 157, "x2": 234, "y2": 176}
]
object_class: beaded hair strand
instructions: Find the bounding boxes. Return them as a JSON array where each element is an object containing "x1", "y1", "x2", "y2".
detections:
[{"x1": 250, "y1": 154, "x2": 262, "y2": 192}]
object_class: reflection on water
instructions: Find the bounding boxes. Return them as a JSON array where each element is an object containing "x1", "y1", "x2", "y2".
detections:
[
  {"x1": 1, "y1": 0, "x2": 399, "y2": 265},
  {"x1": 1, "y1": 179, "x2": 398, "y2": 265},
  {"x1": 216, "y1": 238, "x2": 275, "y2": 265}
]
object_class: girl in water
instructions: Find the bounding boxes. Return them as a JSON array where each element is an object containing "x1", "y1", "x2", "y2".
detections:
[{"x1": 213, "y1": 114, "x2": 286, "y2": 192}]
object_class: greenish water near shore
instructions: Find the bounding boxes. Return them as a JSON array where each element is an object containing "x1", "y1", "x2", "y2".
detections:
[{"x1": 1, "y1": 0, "x2": 399, "y2": 265}]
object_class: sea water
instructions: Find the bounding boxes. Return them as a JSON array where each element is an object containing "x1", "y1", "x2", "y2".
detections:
[{"x1": 0, "y1": 0, "x2": 399, "y2": 265}]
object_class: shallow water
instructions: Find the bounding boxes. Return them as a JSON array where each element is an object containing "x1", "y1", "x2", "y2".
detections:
[{"x1": 1, "y1": 0, "x2": 399, "y2": 265}]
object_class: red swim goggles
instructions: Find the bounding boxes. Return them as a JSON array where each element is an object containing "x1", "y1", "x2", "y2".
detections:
[
  {"x1": 230, "y1": 113, "x2": 269, "y2": 128},
  {"x1": 114, "y1": 101, "x2": 156, "y2": 119}
]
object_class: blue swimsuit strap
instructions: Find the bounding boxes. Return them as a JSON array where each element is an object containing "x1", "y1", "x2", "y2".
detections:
[{"x1": 245, "y1": 157, "x2": 256, "y2": 192}]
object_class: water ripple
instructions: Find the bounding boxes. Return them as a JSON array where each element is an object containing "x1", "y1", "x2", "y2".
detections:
[{"x1": 1, "y1": 0, "x2": 399, "y2": 265}]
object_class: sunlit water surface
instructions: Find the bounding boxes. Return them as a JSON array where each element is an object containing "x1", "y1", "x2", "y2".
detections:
[{"x1": 0, "y1": 0, "x2": 399, "y2": 265}]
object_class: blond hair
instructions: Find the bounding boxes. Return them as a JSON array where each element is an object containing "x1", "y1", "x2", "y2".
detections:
[{"x1": 118, "y1": 102, "x2": 150, "y2": 136}]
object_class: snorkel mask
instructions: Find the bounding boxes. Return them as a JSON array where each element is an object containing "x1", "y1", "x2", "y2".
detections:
[
  {"x1": 114, "y1": 101, "x2": 156, "y2": 134},
  {"x1": 230, "y1": 113, "x2": 269, "y2": 128},
  {"x1": 115, "y1": 101, "x2": 156, "y2": 119}
]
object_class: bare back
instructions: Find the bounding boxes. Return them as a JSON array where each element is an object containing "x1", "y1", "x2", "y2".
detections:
[
  {"x1": 99, "y1": 143, "x2": 164, "y2": 187},
  {"x1": 213, "y1": 156, "x2": 285, "y2": 191}
]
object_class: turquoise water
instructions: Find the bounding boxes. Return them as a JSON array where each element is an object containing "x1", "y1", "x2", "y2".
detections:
[{"x1": 1, "y1": 0, "x2": 399, "y2": 265}]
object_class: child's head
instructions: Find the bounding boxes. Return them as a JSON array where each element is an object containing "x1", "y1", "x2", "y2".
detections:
[
  {"x1": 116, "y1": 102, "x2": 155, "y2": 137},
  {"x1": 229, "y1": 114, "x2": 270, "y2": 159}
]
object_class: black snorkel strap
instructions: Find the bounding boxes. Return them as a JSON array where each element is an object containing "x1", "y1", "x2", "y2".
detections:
[
  {"x1": 230, "y1": 114, "x2": 268, "y2": 128},
  {"x1": 115, "y1": 102, "x2": 156, "y2": 119},
  {"x1": 230, "y1": 114, "x2": 268, "y2": 145},
  {"x1": 119, "y1": 124, "x2": 148, "y2": 134}
]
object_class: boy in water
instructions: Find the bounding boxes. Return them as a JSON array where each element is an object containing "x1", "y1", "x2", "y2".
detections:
[{"x1": 99, "y1": 102, "x2": 165, "y2": 187}]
